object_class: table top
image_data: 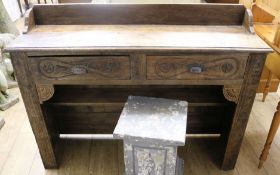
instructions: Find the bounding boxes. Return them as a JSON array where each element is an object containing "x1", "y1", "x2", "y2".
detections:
[
  {"x1": 113, "y1": 96, "x2": 188, "y2": 146},
  {"x1": 6, "y1": 25, "x2": 271, "y2": 52}
]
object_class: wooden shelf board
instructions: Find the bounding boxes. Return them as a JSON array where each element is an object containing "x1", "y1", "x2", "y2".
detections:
[{"x1": 45, "y1": 86, "x2": 230, "y2": 106}]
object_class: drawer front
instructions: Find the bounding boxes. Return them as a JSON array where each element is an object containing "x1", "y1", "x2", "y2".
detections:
[
  {"x1": 30, "y1": 56, "x2": 131, "y2": 81},
  {"x1": 147, "y1": 54, "x2": 248, "y2": 80}
]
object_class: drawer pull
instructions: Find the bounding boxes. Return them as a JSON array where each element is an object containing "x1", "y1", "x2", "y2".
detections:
[
  {"x1": 188, "y1": 64, "x2": 204, "y2": 73},
  {"x1": 71, "y1": 65, "x2": 87, "y2": 75}
]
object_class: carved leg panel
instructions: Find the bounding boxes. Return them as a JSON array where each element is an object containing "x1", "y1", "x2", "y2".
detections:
[
  {"x1": 10, "y1": 52, "x2": 58, "y2": 168},
  {"x1": 221, "y1": 53, "x2": 267, "y2": 170}
]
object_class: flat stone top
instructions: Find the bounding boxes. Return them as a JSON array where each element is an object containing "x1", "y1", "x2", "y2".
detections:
[{"x1": 113, "y1": 96, "x2": 188, "y2": 146}]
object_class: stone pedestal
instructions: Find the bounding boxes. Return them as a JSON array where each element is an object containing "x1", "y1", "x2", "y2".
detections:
[
  {"x1": 0, "y1": 93, "x2": 19, "y2": 111},
  {"x1": 114, "y1": 96, "x2": 188, "y2": 175}
]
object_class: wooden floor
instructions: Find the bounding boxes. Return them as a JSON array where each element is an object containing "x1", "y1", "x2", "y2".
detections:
[{"x1": 0, "y1": 88, "x2": 280, "y2": 175}]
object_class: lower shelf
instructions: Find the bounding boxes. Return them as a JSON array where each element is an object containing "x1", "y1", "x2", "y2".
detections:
[{"x1": 43, "y1": 85, "x2": 235, "y2": 135}]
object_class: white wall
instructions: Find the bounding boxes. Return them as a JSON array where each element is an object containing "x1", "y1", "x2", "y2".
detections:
[
  {"x1": 3, "y1": 0, "x2": 21, "y2": 21},
  {"x1": 1, "y1": 0, "x2": 205, "y2": 22}
]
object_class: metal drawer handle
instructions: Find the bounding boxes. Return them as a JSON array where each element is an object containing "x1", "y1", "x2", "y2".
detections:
[
  {"x1": 71, "y1": 65, "x2": 87, "y2": 75},
  {"x1": 187, "y1": 64, "x2": 204, "y2": 73}
]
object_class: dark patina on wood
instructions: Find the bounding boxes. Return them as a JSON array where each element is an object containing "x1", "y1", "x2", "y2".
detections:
[{"x1": 5, "y1": 3, "x2": 271, "y2": 171}]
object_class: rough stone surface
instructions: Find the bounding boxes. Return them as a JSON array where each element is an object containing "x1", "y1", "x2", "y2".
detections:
[
  {"x1": 0, "y1": 33, "x2": 17, "y2": 89},
  {"x1": 123, "y1": 138, "x2": 179, "y2": 175},
  {"x1": 114, "y1": 96, "x2": 187, "y2": 175},
  {"x1": 114, "y1": 96, "x2": 188, "y2": 146}
]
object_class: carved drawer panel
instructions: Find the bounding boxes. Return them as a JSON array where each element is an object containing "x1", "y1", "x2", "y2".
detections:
[
  {"x1": 29, "y1": 56, "x2": 131, "y2": 81},
  {"x1": 147, "y1": 54, "x2": 248, "y2": 80}
]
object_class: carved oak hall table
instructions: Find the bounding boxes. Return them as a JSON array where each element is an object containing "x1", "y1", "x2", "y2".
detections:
[{"x1": 5, "y1": 3, "x2": 272, "y2": 171}]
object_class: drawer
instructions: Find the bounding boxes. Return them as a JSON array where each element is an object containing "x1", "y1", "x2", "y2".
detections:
[
  {"x1": 147, "y1": 54, "x2": 248, "y2": 80},
  {"x1": 29, "y1": 56, "x2": 131, "y2": 81}
]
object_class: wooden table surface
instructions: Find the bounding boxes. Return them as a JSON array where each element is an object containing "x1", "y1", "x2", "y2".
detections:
[{"x1": 7, "y1": 25, "x2": 269, "y2": 51}]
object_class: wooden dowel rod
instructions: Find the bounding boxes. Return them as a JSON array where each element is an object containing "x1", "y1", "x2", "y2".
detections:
[{"x1": 59, "y1": 134, "x2": 221, "y2": 140}]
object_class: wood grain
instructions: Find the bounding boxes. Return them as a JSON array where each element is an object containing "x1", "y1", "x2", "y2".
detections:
[
  {"x1": 29, "y1": 56, "x2": 131, "y2": 81},
  {"x1": 206, "y1": 0, "x2": 239, "y2": 3},
  {"x1": 49, "y1": 105, "x2": 230, "y2": 134},
  {"x1": 253, "y1": 5, "x2": 280, "y2": 93},
  {"x1": 130, "y1": 54, "x2": 146, "y2": 80},
  {"x1": 257, "y1": 64, "x2": 280, "y2": 93},
  {"x1": 252, "y1": 4, "x2": 275, "y2": 23},
  {"x1": 43, "y1": 85, "x2": 232, "y2": 134},
  {"x1": 223, "y1": 86, "x2": 241, "y2": 104},
  {"x1": 10, "y1": 52, "x2": 58, "y2": 168},
  {"x1": 262, "y1": 69, "x2": 273, "y2": 102},
  {"x1": 2, "y1": 88, "x2": 280, "y2": 175},
  {"x1": 36, "y1": 84, "x2": 55, "y2": 103},
  {"x1": 243, "y1": 9, "x2": 255, "y2": 33},
  {"x1": 6, "y1": 25, "x2": 270, "y2": 51},
  {"x1": 6, "y1": 3, "x2": 272, "y2": 171},
  {"x1": 32, "y1": 4, "x2": 245, "y2": 25},
  {"x1": 221, "y1": 53, "x2": 267, "y2": 170},
  {"x1": 23, "y1": 8, "x2": 35, "y2": 34},
  {"x1": 147, "y1": 54, "x2": 248, "y2": 80},
  {"x1": 58, "y1": 0, "x2": 92, "y2": 3},
  {"x1": 259, "y1": 101, "x2": 280, "y2": 168}
]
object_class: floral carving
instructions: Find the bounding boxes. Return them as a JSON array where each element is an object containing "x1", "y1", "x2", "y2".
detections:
[
  {"x1": 223, "y1": 86, "x2": 241, "y2": 103},
  {"x1": 39, "y1": 58, "x2": 122, "y2": 79},
  {"x1": 36, "y1": 84, "x2": 54, "y2": 103},
  {"x1": 153, "y1": 57, "x2": 241, "y2": 79},
  {"x1": 41, "y1": 62, "x2": 56, "y2": 74},
  {"x1": 134, "y1": 147, "x2": 166, "y2": 175},
  {"x1": 157, "y1": 63, "x2": 176, "y2": 73},
  {"x1": 221, "y1": 63, "x2": 234, "y2": 73}
]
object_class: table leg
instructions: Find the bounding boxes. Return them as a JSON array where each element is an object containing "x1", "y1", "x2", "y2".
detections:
[
  {"x1": 17, "y1": 0, "x2": 23, "y2": 16},
  {"x1": 221, "y1": 53, "x2": 266, "y2": 170},
  {"x1": 10, "y1": 52, "x2": 58, "y2": 168},
  {"x1": 262, "y1": 70, "x2": 272, "y2": 102},
  {"x1": 259, "y1": 101, "x2": 280, "y2": 168},
  {"x1": 24, "y1": 0, "x2": 29, "y2": 10}
]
